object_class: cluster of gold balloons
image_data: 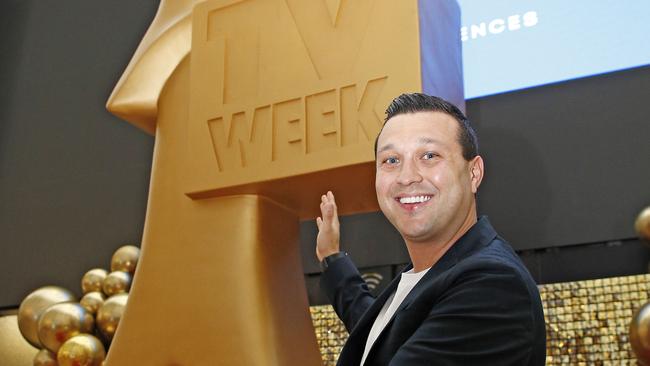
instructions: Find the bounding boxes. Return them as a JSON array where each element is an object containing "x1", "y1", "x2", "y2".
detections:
[
  {"x1": 630, "y1": 206, "x2": 650, "y2": 364},
  {"x1": 17, "y1": 245, "x2": 140, "y2": 366}
]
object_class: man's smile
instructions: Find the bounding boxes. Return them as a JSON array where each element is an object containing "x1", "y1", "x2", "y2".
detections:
[
  {"x1": 394, "y1": 194, "x2": 433, "y2": 211},
  {"x1": 396, "y1": 195, "x2": 432, "y2": 204}
]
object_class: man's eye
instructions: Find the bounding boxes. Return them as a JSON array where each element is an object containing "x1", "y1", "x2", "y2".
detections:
[
  {"x1": 384, "y1": 157, "x2": 399, "y2": 164},
  {"x1": 423, "y1": 152, "x2": 437, "y2": 160}
]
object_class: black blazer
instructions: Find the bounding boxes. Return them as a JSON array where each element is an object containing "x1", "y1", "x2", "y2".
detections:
[{"x1": 321, "y1": 217, "x2": 546, "y2": 366}]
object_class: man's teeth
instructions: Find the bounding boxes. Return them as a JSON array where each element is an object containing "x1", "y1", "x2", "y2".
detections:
[{"x1": 399, "y1": 196, "x2": 431, "y2": 204}]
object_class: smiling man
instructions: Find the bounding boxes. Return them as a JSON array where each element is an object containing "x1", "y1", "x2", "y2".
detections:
[{"x1": 315, "y1": 93, "x2": 546, "y2": 365}]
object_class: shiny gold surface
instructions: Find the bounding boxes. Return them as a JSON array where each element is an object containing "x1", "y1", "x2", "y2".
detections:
[
  {"x1": 82, "y1": 269, "x2": 108, "y2": 294},
  {"x1": 18, "y1": 286, "x2": 76, "y2": 347},
  {"x1": 37, "y1": 303, "x2": 94, "y2": 353},
  {"x1": 80, "y1": 292, "x2": 106, "y2": 315},
  {"x1": 541, "y1": 276, "x2": 644, "y2": 365},
  {"x1": 309, "y1": 306, "x2": 347, "y2": 364},
  {"x1": 636, "y1": 206, "x2": 650, "y2": 241},
  {"x1": 310, "y1": 273, "x2": 650, "y2": 365},
  {"x1": 57, "y1": 334, "x2": 106, "y2": 366},
  {"x1": 102, "y1": 271, "x2": 132, "y2": 297},
  {"x1": 34, "y1": 349, "x2": 57, "y2": 366},
  {"x1": 96, "y1": 293, "x2": 128, "y2": 342},
  {"x1": 0, "y1": 315, "x2": 39, "y2": 366},
  {"x1": 110, "y1": 245, "x2": 140, "y2": 274},
  {"x1": 104, "y1": 194, "x2": 321, "y2": 365},
  {"x1": 630, "y1": 301, "x2": 650, "y2": 364},
  {"x1": 184, "y1": 0, "x2": 430, "y2": 216},
  {"x1": 106, "y1": 0, "x2": 201, "y2": 134}
]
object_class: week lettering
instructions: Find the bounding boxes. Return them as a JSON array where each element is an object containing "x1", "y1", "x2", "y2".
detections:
[{"x1": 208, "y1": 77, "x2": 387, "y2": 171}]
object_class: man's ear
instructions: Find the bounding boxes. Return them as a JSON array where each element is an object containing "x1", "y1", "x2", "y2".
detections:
[{"x1": 469, "y1": 155, "x2": 484, "y2": 194}]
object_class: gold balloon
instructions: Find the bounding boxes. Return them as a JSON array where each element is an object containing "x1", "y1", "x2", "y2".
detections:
[
  {"x1": 630, "y1": 301, "x2": 650, "y2": 364},
  {"x1": 18, "y1": 286, "x2": 76, "y2": 348},
  {"x1": 57, "y1": 334, "x2": 105, "y2": 366},
  {"x1": 96, "y1": 293, "x2": 128, "y2": 342},
  {"x1": 34, "y1": 349, "x2": 58, "y2": 366},
  {"x1": 110, "y1": 245, "x2": 140, "y2": 274},
  {"x1": 37, "y1": 303, "x2": 94, "y2": 353},
  {"x1": 102, "y1": 271, "x2": 132, "y2": 296},
  {"x1": 80, "y1": 292, "x2": 105, "y2": 315},
  {"x1": 636, "y1": 206, "x2": 650, "y2": 241},
  {"x1": 81, "y1": 269, "x2": 108, "y2": 294}
]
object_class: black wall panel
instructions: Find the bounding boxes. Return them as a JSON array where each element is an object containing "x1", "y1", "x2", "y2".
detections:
[{"x1": 0, "y1": 1, "x2": 158, "y2": 308}]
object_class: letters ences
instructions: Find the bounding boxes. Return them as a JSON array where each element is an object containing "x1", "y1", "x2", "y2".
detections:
[{"x1": 461, "y1": 11, "x2": 538, "y2": 42}]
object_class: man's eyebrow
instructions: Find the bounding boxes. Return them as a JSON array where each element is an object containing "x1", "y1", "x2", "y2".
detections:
[
  {"x1": 378, "y1": 138, "x2": 443, "y2": 153},
  {"x1": 418, "y1": 137, "x2": 442, "y2": 145},
  {"x1": 377, "y1": 143, "x2": 394, "y2": 154}
]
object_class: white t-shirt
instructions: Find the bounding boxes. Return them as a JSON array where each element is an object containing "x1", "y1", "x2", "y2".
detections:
[{"x1": 359, "y1": 267, "x2": 431, "y2": 366}]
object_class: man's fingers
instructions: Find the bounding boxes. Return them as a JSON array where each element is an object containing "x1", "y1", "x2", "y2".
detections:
[
  {"x1": 316, "y1": 216, "x2": 322, "y2": 229},
  {"x1": 320, "y1": 201, "x2": 330, "y2": 221},
  {"x1": 330, "y1": 192, "x2": 338, "y2": 213},
  {"x1": 323, "y1": 203, "x2": 334, "y2": 221},
  {"x1": 318, "y1": 191, "x2": 340, "y2": 227},
  {"x1": 326, "y1": 191, "x2": 340, "y2": 224},
  {"x1": 327, "y1": 191, "x2": 335, "y2": 208}
]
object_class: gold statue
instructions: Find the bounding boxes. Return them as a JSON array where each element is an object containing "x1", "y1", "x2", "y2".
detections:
[{"x1": 105, "y1": 0, "x2": 462, "y2": 364}]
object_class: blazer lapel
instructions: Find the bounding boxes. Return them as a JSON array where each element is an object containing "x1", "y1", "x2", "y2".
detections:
[
  {"x1": 338, "y1": 269, "x2": 402, "y2": 364},
  {"x1": 349, "y1": 271, "x2": 402, "y2": 335},
  {"x1": 395, "y1": 216, "x2": 498, "y2": 313}
]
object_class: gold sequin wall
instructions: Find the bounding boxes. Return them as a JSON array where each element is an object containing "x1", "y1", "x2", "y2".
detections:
[{"x1": 310, "y1": 273, "x2": 650, "y2": 366}]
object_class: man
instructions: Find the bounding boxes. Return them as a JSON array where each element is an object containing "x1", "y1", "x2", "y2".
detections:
[{"x1": 315, "y1": 93, "x2": 546, "y2": 365}]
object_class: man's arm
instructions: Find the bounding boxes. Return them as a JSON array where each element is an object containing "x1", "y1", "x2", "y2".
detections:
[
  {"x1": 387, "y1": 261, "x2": 541, "y2": 366},
  {"x1": 320, "y1": 254, "x2": 375, "y2": 332},
  {"x1": 316, "y1": 191, "x2": 375, "y2": 332}
]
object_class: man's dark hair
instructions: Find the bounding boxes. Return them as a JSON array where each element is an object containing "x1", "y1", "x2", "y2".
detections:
[{"x1": 375, "y1": 93, "x2": 478, "y2": 161}]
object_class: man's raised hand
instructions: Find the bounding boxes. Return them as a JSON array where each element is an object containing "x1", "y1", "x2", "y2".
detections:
[{"x1": 316, "y1": 191, "x2": 340, "y2": 262}]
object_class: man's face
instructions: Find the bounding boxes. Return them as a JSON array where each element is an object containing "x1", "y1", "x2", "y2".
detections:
[{"x1": 375, "y1": 111, "x2": 482, "y2": 244}]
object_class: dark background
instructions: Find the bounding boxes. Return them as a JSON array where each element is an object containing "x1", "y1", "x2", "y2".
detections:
[{"x1": 1, "y1": 1, "x2": 649, "y2": 309}]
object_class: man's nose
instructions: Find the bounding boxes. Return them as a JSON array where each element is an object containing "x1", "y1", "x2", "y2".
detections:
[{"x1": 396, "y1": 159, "x2": 423, "y2": 185}]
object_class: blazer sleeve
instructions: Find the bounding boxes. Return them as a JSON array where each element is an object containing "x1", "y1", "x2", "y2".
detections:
[
  {"x1": 320, "y1": 255, "x2": 375, "y2": 332},
  {"x1": 388, "y1": 261, "x2": 538, "y2": 366}
]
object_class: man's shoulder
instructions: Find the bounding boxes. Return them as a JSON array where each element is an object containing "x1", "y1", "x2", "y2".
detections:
[
  {"x1": 460, "y1": 233, "x2": 521, "y2": 265},
  {"x1": 450, "y1": 235, "x2": 537, "y2": 292}
]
